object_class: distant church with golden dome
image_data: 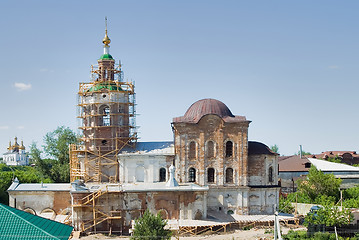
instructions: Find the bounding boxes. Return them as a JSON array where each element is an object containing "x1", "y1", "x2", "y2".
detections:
[{"x1": 2, "y1": 137, "x2": 29, "y2": 166}]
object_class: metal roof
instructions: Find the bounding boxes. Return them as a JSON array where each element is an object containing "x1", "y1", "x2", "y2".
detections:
[
  {"x1": 278, "y1": 155, "x2": 310, "y2": 172},
  {"x1": 173, "y1": 98, "x2": 248, "y2": 123},
  {"x1": 8, "y1": 182, "x2": 71, "y2": 192},
  {"x1": 308, "y1": 158, "x2": 359, "y2": 172},
  {"x1": 0, "y1": 203, "x2": 73, "y2": 240},
  {"x1": 248, "y1": 141, "x2": 277, "y2": 155},
  {"x1": 120, "y1": 141, "x2": 174, "y2": 155}
]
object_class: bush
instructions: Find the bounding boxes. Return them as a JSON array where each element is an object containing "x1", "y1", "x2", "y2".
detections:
[
  {"x1": 283, "y1": 230, "x2": 308, "y2": 239},
  {"x1": 279, "y1": 195, "x2": 295, "y2": 214},
  {"x1": 131, "y1": 210, "x2": 172, "y2": 240},
  {"x1": 283, "y1": 230, "x2": 345, "y2": 240},
  {"x1": 0, "y1": 164, "x2": 52, "y2": 204}
]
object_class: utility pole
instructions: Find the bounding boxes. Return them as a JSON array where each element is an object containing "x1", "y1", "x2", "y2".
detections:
[
  {"x1": 274, "y1": 204, "x2": 282, "y2": 240},
  {"x1": 274, "y1": 211, "x2": 282, "y2": 240}
]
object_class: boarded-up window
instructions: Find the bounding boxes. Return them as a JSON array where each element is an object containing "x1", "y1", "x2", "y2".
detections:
[
  {"x1": 207, "y1": 141, "x2": 214, "y2": 158},
  {"x1": 268, "y1": 166, "x2": 273, "y2": 183},
  {"x1": 226, "y1": 168, "x2": 233, "y2": 183},
  {"x1": 159, "y1": 168, "x2": 166, "y2": 182},
  {"x1": 225, "y1": 141, "x2": 233, "y2": 157},
  {"x1": 136, "y1": 166, "x2": 145, "y2": 182},
  {"x1": 189, "y1": 141, "x2": 196, "y2": 159},
  {"x1": 207, "y1": 168, "x2": 215, "y2": 183},
  {"x1": 189, "y1": 168, "x2": 196, "y2": 182}
]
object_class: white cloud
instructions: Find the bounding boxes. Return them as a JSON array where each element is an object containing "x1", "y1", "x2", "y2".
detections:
[
  {"x1": 0, "y1": 126, "x2": 9, "y2": 130},
  {"x1": 17, "y1": 126, "x2": 25, "y2": 130},
  {"x1": 328, "y1": 65, "x2": 339, "y2": 69},
  {"x1": 14, "y1": 82, "x2": 32, "y2": 91}
]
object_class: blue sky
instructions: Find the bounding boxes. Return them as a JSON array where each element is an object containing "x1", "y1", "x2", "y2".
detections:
[{"x1": 0, "y1": 1, "x2": 358, "y2": 156}]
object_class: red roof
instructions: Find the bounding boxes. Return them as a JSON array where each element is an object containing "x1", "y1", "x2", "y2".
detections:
[
  {"x1": 279, "y1": 155, "x2": 311, "y2": 172},
  {"x1": 309, "y1": 151, "x2": 359, "y2": 159},
  {"x1": 173, "y1": 98, "x2": 248, "y2": 123}
]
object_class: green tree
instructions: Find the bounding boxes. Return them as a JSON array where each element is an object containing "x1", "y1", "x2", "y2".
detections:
[
  {"x1": 29, "y1": 126, "x2": 78, "y2": 183},
  {"x1": 326, "y1": 156, "x2": 342, "y2": 163},
  {"x1": 279, "y1": 195, "x2": 295, "y2": 214},
  {"x1": 296, "y1": 150, "x2": 312, "y2": 156},
  {"x1": 270, "y1": 144, "x2": 279, "y2": 154},
  {"x1": 131, "y1": 210, "x2": 172, "y2": 240},
  {"x1": 297, "y1": 166, "x2": 341, "y2": 203},
  {"x1": 305, "y1": 202, "x2": 353, "y2": 235},
  {"x1": 43, "y1": 126, "x2": 78, "y2": 164},
  {"x1": 343, "y1": 185, "x2": 359, "y2": 208},
  {"x1": 0, "y1": 164, "x2": 51, "y2": 204}
]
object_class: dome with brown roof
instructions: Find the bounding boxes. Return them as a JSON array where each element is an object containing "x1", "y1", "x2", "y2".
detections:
[{"x1": 172, "y1": 98, "x2": 248, "y2": 123}]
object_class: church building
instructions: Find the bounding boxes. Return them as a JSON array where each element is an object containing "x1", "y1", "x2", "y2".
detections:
[
  {"x1": 7, "y1": 25, "x2": 279, "y2": 234},
  {"x1": 2, "y1": 137, "x2": 29, "y2": 166}
]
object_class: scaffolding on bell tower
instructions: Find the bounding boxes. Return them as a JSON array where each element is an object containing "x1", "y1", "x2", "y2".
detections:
[{"x1": 69, "y1": 27, "x2": 137, "y2": 183}]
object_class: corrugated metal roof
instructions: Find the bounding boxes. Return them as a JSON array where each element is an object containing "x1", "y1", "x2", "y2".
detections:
[
  {"x1": 120, "y1": 141, "x2": 174, "y2": 155},
  {"x1": 8, "y1": 183, "x2": 71, "y2": 192},
  {"x1": 308, "y1": 158, "x2": 359, "y2": 172},
  {"x1": 0, "y1": 203, "x2": 73, "y2": 240}
]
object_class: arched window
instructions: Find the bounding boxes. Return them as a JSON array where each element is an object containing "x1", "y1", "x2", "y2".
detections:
[
  {"x1": 189, "y1": 141, "x2": 196, "y2": 159},
  {"x1": 99, "y1": 105, "x2": 110, "y2": 126},
  {"x1": 207, "y1": 141, "x2": 214, "y2": 158},
  {"x1": 189, "y1": 168, "x2": 196, "y2": 182},
  {"x1": 226, "y1": 168, "x2": 233, "y2": 183},
  {"x1": 207, "y1": 168, "x2": 215, "y2": 183},
  {"x1": 225, "y1": 141, "x2": 233, "y2": 157},
  {"x1": 24, "y1": 208, "x2": 36, "y2": 215},
  {"x1": 103, "y1": 107, "x2": 110, "y2": 126},
  {"x1": 159, "y1": 168, "x2": 166, "y2": 182},
  {"x1": 268, "y1": 166, "x2": 273, "y2": 183}
]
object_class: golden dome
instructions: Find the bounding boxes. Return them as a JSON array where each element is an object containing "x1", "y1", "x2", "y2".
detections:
[
  {"x1": 7, "y1": 137, "x2": 21, "y2": 151},
  {"x1": 103, "y1": 31, "x2": 111, "y2": 46},
  {"x1": 19, "y1": 140, "x2": 25, "y2": 150}
]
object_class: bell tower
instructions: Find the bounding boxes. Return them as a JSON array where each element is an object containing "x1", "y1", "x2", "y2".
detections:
[{"x1": 70, "y1": 19, "x2": 137, "y2": 183}]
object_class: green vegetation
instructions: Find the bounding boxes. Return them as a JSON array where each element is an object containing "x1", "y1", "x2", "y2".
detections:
[
  {"x1": 280, "y1": 166, "x2": 359, "y2": 238},
  {"x1": 325, "y1": 156, "x2": 342, "y2": 163},
  {"x1": 0, "y1": 126, "x2": 77, "y2": 205},
  {"x1": 304, "y1": 202, "x2": 353, "y2": 229},
  {"x1": 30, "y1": 126, "x2": 78, "y2": 183},
  {"x1": 131, "y1": 210, "x2": 172, "y2": 240},
  {"x1": 270, "y1": 144, "x2": 279, "y2": 154},
  {"x1": 282, "y1": 166, "x2": 359, "y2": 208},
  {"x1": 283, "y1": 230, "x2": 359, "y2": 240},
  {"x1": 0, "y1": 164, "x2": 51, "y2": 204},
  {"x1": 43, "y1": 126, "x2": 78, "y2": 165},
  {"x1": 281, "y1": 166, "x2": 345, "y2": 207},
  {"x1": 296, "y1": 166, "x2": 341, "y2": 204},
  {"x1": 296, "y1": 150, "x2": 312, "y2": 156},
  {"x1": 279, "y1": 194, "x2": 295, "y2": 214}
]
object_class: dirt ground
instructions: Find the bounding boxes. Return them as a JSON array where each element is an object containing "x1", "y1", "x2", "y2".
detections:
[{"x1": 77, "y1": 225, "x2": 306, "y2": 240}]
